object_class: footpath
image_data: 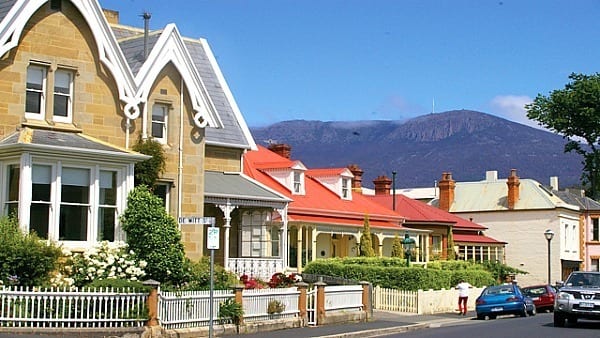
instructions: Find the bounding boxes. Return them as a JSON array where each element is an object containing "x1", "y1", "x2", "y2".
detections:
[{"x1": 239, "y1": 310, "x2": 476, "y2": 338}]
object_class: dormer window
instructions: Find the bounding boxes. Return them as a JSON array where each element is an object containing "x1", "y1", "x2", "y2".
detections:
[
  {"x1": 293, "y1": 171, "x2": 302, "y2": 194},
  {"x1": 342, "y1": 178, "x2": 350, "y2": 199}
]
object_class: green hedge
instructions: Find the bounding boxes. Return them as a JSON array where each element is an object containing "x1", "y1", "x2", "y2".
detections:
[{"x1": 303, "y1": 258, "x2": 495, "y2": 290}]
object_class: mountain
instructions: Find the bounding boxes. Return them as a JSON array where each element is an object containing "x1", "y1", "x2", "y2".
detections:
[{"x1": 249, "y1": 110, "x2": 583, "y2": 189}]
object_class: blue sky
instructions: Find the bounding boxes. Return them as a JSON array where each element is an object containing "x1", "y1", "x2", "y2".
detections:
[{"x1": 99, "y1": 0, "x2": 600, "y2": 128}]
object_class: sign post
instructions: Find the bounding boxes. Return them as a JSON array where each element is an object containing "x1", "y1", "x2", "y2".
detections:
[{"x1": 179, "y1": 216, "x2": 217, "y2": 337}]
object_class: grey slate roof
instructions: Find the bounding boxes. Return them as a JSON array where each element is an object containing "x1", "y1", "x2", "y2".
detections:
[
  {"x1": 114, "y1": 26, "x2": 251, "y2": 149},
  {"x1": 0, "y1": 0, "x2": 16, "y2": 23},
  {"x1": 118, "y1": 32, "x2": 160, "y2": 75},
  {"x1": 205, "y1": 171, "x2": 290, "y2": 208},
  {"x1": 0, "y1": 128, "x2": 144, "y2": 158},
  {"x1": 554, "y1": 189, "x2": 600, "y2": 211}
]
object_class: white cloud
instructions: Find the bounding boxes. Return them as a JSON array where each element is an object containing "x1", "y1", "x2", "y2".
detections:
[{"x1": 488, "y1": 95, "x2": 546, "y2": 130}]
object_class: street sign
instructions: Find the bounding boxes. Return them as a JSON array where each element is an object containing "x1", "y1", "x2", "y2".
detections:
[
  {"x1": 178, "y1": 216, "x2": 215, "y2": 225},
  {"x1": 207, "y1": 227, "x2": 220, "y2": 250}
]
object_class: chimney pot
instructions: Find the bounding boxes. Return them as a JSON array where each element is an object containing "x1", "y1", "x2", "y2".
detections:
[
  {"x1": 507, "y1": 169, "x2": 520, "y2": 210},
  {"x1": 438, "y1": 172, "x2": 456, "y2": 211},
  {"x1": 348, "y1": 164, "x2": 363, "y2": 193},
  {"x1": 373, "y1": 175, "x2": 392, "y2": 195},
  {"x1": 268, "y1": 143, "x2": 292, "y2": 159}
]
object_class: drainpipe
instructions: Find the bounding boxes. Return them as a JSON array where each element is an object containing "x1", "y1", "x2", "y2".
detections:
[{"x1": 178, "y1": 77, "x2": 184, "y2": 220}]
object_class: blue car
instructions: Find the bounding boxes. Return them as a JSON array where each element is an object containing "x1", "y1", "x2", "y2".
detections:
[{"x1": 475, "y1": 283, "x2": 536, "y2": 320}]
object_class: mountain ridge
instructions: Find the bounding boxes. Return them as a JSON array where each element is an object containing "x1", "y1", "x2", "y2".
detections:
[{"x1": 249, "y1": 110, "x2": 583, "y2": 189}]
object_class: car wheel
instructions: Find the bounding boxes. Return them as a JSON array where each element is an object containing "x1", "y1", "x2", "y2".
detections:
[
  {"x1": 520, "y1": 303, "x2": 528, "y2": 317},
  {"x1": 568, "y1": 316, "x2": 578, "y2": 326},
  {"x1": 554, "y1": 312, "x2": 566, "y2": 327},
  {"x1": 489, "y1": 314, "x2": 496, "y2": 320},
  {"x1": 528, "y1": 306, "x2": 536, "y2": 316},
  {"x1": 477, "y1": 313, "x2": 484, "y2": 320}
]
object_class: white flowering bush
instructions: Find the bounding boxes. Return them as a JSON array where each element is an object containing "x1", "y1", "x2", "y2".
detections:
[{"x1": 67, "y1": 241, "x2": 147, "y2": 287}]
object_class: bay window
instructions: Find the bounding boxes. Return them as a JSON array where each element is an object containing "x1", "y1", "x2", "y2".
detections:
[{"x1": 2, "y1": 160, "x2": 125, "y2": 245}]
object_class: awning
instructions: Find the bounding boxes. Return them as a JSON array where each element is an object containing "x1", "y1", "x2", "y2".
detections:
[
  {"x1": 204, "y1": 171, "x2": 290, "y2": 208},
  {"x1": 453, "y1": 233, "x2": 506, "y2": 245}
]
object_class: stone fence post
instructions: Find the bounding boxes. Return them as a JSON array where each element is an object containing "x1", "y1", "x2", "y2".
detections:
[
  {"x1": 314, "y1": 281, "x2": 327, "y2": 325},
  {"x1": 360, "y1": 281, "x2": 372, "y2": 320},
  {"x1": 234, "y1": 284, "x2": 245, "y2": 326},
  {"x1": 296, "y1": 282, "x2": 308, "y2": 326},
  {"x1": 142, "y1": 279, "x2": 161, "y2": 327}
]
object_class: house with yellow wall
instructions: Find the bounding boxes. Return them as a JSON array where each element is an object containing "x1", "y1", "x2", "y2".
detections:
[{"x1": 0, "y1": 0, "x2": 289, "y2": 277}]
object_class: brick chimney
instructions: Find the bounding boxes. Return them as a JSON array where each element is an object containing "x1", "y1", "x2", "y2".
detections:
[
  {"x1": 438, "y1": 172, "x2": 455, "y2": 212},
  {"x1": 507, "y1": 169, "x2": 520, "y2": 210},
  {"x1": 373, "y1": 175, "x2": 392, "y2": 195},
  {"x1": 268, "y1": 143, "x2": 291, "y2": 159},
  {"x1": 347, "y1": 164, "x2": 363, "y2": 193},
  {"x1": 102, "y1": 9, "x2": 120, "y2": 24}
]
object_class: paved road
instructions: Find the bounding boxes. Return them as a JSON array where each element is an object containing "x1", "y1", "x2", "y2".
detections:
[{"x1": 387, "y1": 312, "x2": 600, "y2": 338}]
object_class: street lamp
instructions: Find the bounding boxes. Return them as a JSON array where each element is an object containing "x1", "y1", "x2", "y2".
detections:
[
  {"x1": 544, "y1": 229, "x2": 555, "y2": 285},
  {"x1": 402, "y1": 233, "x2": 416, "y2": 267},
  {"x1": 392, "y1": 171, "x2": 397, "y2": 211}
]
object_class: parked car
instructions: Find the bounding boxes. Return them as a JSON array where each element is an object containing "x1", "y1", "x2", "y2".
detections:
[
  {"x1": 554, "y1": 271, "x2": 600, "y2": 327},
  {"x1": 522, "y1": 284, "x2": 557, "y2": 312},
  {"x1": 475, "y1": 283, "x2": 536, "y2": 320}
]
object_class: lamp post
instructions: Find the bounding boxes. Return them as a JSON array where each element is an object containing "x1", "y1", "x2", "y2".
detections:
[
  {"x1": 392, "y1": 171, "x2": 397, "y2": 211},
  {"x1": 544, "y1": 229, "x2": 555, "y2": 285},
  {"x1": 402, "y1": 233, "x2": 416, "y2": 267}
]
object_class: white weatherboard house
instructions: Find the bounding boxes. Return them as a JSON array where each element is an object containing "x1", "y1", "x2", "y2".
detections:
[{"x1": 432, "y1": 170, "x2": 581, "y2": 286}]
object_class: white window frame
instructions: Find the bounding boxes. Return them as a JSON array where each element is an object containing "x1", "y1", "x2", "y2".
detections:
[
  {"x1": 5, "y1": 158, "x2": 127, "y2": 248},
  {"x1": 151, "y1": 103, "x2": 169, "y2": 144},
  {"x1": 52, "y1": 69, "x2": 74, "y2": 123},
  {"x1": 25, "y1": 65, "x2": 47, "y2": 120},
  {"x1": 342, "y1": 178, "x2": 350, "y2": 199},
  {"x1": 292, "y1": 170, "x2": 303, "y2": 195}
]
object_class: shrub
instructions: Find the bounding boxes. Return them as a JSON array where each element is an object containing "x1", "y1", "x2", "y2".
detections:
[
  {"x1": 120, "y1": 185, "x2": 186, "y2": 285},
  {"x1": 219, "y1": 298, "x2": 244, "y2": 324},
  {"x1": 267, "y1": 299, "x2": 286, "y2": 314},
  {"x1": 303, "y1": 257, "x2": 495, "y2": 290},
  {"x1": 86, "y1": 278, "x2": 149, "y2": 291},
  {"x1": 359, "y1": 215, "x2": 375, "y2": 257},
  {"x1": 68, "y1": 241, "x2": 147, "y2": 287},
  {"x1": 0, "y1": 216, "x2": 62, "y2": 287},
  {"x1": 170, "y1": 258, "x2": 238, "y2": 291},
  {"x1": 267, "y1": 272, "x2": 300, "y2": 288},
  {"x1": 240, "y1": 274, "x2": 267, "y2": 289},
  {"x1": 132, "y1": 137, "x2": 166, "y2": 187}
]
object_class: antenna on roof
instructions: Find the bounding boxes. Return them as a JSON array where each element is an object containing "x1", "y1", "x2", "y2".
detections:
[
  {"x1": 264, "y1": 139, "x2": 278, "y2": 145},
  {"x1": 141, "y1": 12, "x2": 151, "y2": 60}
]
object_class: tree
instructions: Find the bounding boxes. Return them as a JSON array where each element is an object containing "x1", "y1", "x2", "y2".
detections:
[
  {"x1": 120, "y1": 185, "x2": 187, "y2": 284},
  {"x1": 391, "y1": 234, "x2": 404, "y2": 258},
  {"x1": 359, "y1": 215, "x2": 376, "y2": 257},
  {"x1": 526, "y1": 72, "x2": 600, "y2": 199},
  {"x1": 446, "y1": 226, "x2": 455, "y2": 260}
]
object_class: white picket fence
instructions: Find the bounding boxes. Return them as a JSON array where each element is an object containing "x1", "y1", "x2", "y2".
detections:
[
  {"x1": 0, "y1": 286, "x2": 147, "y2": 328},
  {"x1": 324, "y1": 285, "x2": 364, "y2": 312},
  {"x1": 242, "y1": 287, "x2": 299, "y2": 322},
  {"x1": 373, "y1": 285, "x2": 485, "y2": 314},
  {"x1": 158, "y1": 289, "x2": 234, "y2": 329}
]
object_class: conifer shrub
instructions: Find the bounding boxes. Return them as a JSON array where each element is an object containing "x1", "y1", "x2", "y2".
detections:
[{"x1": 120, "y1": 185, "x2": 186, "y2": 285}]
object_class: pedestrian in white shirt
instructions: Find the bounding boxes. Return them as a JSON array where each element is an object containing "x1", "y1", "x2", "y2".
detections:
[{"x1": 456, "y1": 279, "x2": 473, "y2": 315}]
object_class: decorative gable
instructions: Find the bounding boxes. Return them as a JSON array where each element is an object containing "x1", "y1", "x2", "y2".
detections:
[
  {"x1": 260, "y1": 160, "x2": 307, "y2": 195},
  {"x1": 307, "y1": 168, "x2": 354, "y2": 200}
]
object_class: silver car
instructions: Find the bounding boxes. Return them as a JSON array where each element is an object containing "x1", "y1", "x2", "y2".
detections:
[{"x1": 554, "y1": 271, "x2": 600, "y2": 327}]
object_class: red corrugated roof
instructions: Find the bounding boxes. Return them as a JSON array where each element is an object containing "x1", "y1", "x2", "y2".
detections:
[
  {"x1": 369, "y1": 194, "x2": 486, "y2": 230},
  {"x1": 307, "y1": 168, "x2": 349, "y2": 177},
  {"x1": 244, "y1": 146, "x2": 406, "y2": 230},
  {"x1": 453, "y1": 233, "x2": 506, "y2": 244}
]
